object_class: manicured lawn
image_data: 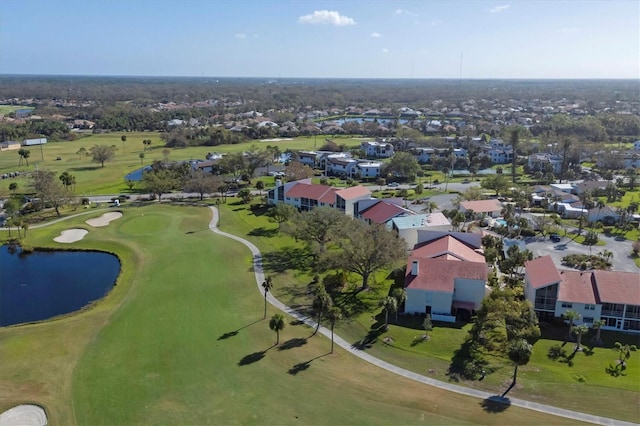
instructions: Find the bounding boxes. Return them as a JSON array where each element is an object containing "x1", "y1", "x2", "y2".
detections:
[{"x1": 2, "y1": 203, "x2": 578, "y2": 425}]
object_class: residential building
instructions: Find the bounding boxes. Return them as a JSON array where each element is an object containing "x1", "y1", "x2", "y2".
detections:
[
  {"x1": 0, "y1": 141, "x2": 21, "y2": 151},
  {"x1": 459, "y1": 199, "x2": 504, "y2": 218},
  {"x1": 360, "y1": 141, "x2": 394, "y2": 158},
  {"x1": 267, "y1": 178, "x2": 371, "y2": 217},
  {"x1": 524, "y1": 255, "x2": 640, "y2": 333},
  {"x1": 390, "y1": 214, "x2": 452, "y2": 249},
  {"x1": 528, "y1": 153, "x2": 563, "y2": 174},
  {"x1": 356, "y1": 199, "x2": 414, "y2": 225},
  {"x1": 404, "y1": 234, "x2": 488, "y2": 322},
  {"x1": 356, "y1": 161, "x2": 382, "y2": 178}
]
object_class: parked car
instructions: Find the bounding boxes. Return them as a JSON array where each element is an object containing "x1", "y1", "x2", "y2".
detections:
[
  {"x1": 550, "y1": 233, "x2": 561, "y2": 243},
  {"x1": 388, "y1": 182, "x2": 399, "y2": 187}
]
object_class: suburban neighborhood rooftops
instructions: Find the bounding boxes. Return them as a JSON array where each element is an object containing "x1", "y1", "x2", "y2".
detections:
[
  {"x1": 335, "y1": 185, "x2": 372, "y2": 200},
  {"x1": 360, "y1": 201, "x2": 411, "y2": 224},
  {"x1": 593, "y1": 270, "x2": 640, "y2": 306},
  {"x1": 558, "y1": 271, "x2": 598, "y2": 304},
  {"x1": 285, "y1": 182, "x2": 333, "y2": 200},
  {"x1": 405, "y1": 257, "x2": 488, "y2": 292},
  {"x1": 412, "y1": 235, "x2": 485, "y2": 263},
  {"x1": 459, "y1": 199, "x2": 503, "y2": 213},
  {"x1": 525, "y1": 255, "x2": 562, "y2": 289},
  {"x1": 391, "y1": 213, "x2": 450, "y2": 229}
]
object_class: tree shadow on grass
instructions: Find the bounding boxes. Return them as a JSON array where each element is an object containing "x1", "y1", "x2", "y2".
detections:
[
  {"x1": 278, "y1": 337, "x2": 308, "y2": 351},
  {"x1": 238, "y1": 351, "x2": 266, "y2": 366},
  {"x1": 261, "y1": 246, "x2": 312, "y2": 273},
  {"x1": 351, "y1": 323, "x2": 386, "y2": 351},
  {"x1": 248, "y1": 226, "x2": 278, "y2": 237},
  {"x1": 480, "y1": 396, "x2": 511, "y2": 413},
  {"x1": 218, "y1": 318, "x2": 262, "y2": 340},
  {"x1": 287, "y1": 353, "x2": 330, "y2": 375}
]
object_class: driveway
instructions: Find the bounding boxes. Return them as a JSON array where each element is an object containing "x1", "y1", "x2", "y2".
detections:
[{"x1": 524, "y1": 233, "x2": 638, "y2": 273}]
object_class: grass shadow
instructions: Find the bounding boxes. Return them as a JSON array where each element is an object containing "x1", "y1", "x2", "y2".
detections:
[
  {"x1": 351, "y1": 324, "x2": 386, "y2": 350},
  {"x1": 480, "y1": 396, "x2": 511, "y2": 413},
  {"x1": 238, "y1": 351, "x2": 266, "y2": 366},
  {"x1": 287, "y1": 353, "x2": 329, "y2": 376},
  {"x1": 278, "y1": 337, "x2": 308, "y2": 351},
  {"x1": 248, "y1": 226, "x2": 278, "y2": 237},
  {"x1": 261, "y1": 246, "x2": 312, "y2": 273},
  {"x1": 218, "y1": 318, "x2": 262, "y2": 340}
]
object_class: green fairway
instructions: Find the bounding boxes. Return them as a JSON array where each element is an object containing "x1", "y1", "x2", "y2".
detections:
[
  {"x1": 0, "y1": 105, "x2": 32, "y2": 115},
  {"x1": 0, "y1": 204, "x2": 582, "y2": 425},
  {"x1": 0, "y1": 133, "x2": 367, "y2": 197}
]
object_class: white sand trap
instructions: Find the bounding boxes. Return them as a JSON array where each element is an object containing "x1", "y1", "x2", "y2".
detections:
[
  {"x1": 259, "y1": 138, "x2": 293, "y2": 142},
  {"x1": 0, "y1": 404, "x2": 47, "y2": 426},
  {"x1": 85, "y1": 211, "x2": 123, "y2": 228},
  {"x1": 54, "y1": 228, "x2": 88, "y2": 243}
]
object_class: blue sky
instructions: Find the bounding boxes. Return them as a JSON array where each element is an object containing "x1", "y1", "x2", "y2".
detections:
[{"x1": 1, "y1": 0, "x2": 638, "y2": 79}]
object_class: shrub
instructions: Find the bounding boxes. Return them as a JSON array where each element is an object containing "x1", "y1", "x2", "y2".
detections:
[{"x1": 81, "y1": 197, "x2": 90, "y2": 205}]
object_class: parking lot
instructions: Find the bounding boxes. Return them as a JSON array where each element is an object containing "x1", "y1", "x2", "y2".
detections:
[{"x1": 524, "y1": 233, "x2": 637, "y2": 273}]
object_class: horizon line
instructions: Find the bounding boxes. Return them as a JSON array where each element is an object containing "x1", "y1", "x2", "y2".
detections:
[{"x1": 0, "y1": 73, "x2": 638, "y2": 81}]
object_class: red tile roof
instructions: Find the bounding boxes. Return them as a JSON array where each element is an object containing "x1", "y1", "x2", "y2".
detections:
[
  {"x1": 405, "y1": 257, "x2": 488, "y2": 292},
  {"x1": 412, "y1": 235, "x2": 485, "y2": 263},
  {"x1": 319, "y1": 187, "x2": 339, "y2": 204},
  {"x1": 360, "y1": 201, "x2": 410, "y2": 224},
  {"x1": 525, "y1": 256, "x2": 562, "y2": 289},
  {"x1": 558, "y1": 271, "x2": 597, "y2": 304},
  {"x1": 460, "y1": 199, "x2": 503, "y2": 213},
  {"x1": 593, "y1": 270, "x2": 640, "y2": 305},
  {"x1": 285, "y1": 182, "x2": 333, "y2": 201},
  {"x1": 336, "y1": 185, "x2": 371, "y2": 200}
]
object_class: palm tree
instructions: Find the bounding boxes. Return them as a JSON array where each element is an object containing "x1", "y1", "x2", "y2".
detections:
[
  {"x1": 312, "y1": 283, "x2": 332, "y2": 336},
  {"x1": 18, "y1": 148, "x2": 30, "y2": 166},
  {"x1": 509, "y1": 128, "x2": 520, "y2": 183},
  {"x1": 562, "y1": 310, "x2": 581, "y2": 340},
  {"x1": 327, "y1": 307, "x2": 342, "y2": 353},
  {"x1": 381, "y1": 296, "x2": 397, "y2": 330},
  {"x1": 21, "y1": 223, "x2": 29, "y2": 238},
  {"x1": 421, "y1": 201, "x2": 438, "y2": 214},
  {"x1": 256, "y1": 180, "x2": 265, "y2": 197},
  {"x1": 591, "y1": 319, "x2": 606, "y2": 345},
  {"x1": 572, "y1": 324, "x2": 589, "y2": 352},
  {"x1": 391, "y1": 288, "x2": 407, "y2": 323},
  {"x1": 501, "y1": 338, "x2": 533, "y2": 398},
  {"x1": 269, "y1": 313, "x2": 285, "y2": 345},
  {"x1": 613, "y1": 342, "x2": 637, "y2": 369},
  {"x1": 139, "y1": 152, "x2": 145, "y2": 165},
  {"x1": 261, "y1": 276, "x2": 273, "y2": 319},
  {"x1": 121, "y1": 135, "x2": 127, "y2": 153}
]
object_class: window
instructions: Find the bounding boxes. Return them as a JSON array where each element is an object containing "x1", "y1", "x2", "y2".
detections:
[
  {"x1": 584, "y1": 304, "x2": 595, "y2": 311},
  {"x1": 583, "y1": 317, "x2": 594, "y2": 324},
  {"x1": 561, "y1": 302, "x2": 573, "y2": 309}
]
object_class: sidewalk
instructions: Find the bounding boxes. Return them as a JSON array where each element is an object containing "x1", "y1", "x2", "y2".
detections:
[{"x1": 208, "y1": 206, "x2": 636, "y2": 426}]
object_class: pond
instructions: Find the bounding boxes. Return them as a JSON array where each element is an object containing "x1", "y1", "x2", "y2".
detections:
[
  {"x1": 0, "y1": 245, "x2": 121, "y2": 327},
  {"x1": 124, "y1": 166, "x2": 152, "y2": 182}
]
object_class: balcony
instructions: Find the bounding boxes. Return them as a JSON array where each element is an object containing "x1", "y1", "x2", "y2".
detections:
[{"x1": 535, "y1": 303, "x2": 556, "y2": 312}]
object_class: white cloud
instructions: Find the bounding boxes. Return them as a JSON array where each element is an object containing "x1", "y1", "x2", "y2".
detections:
[
  {"x1": 234, "y1": 33, "x2": 247, "y2": 39},
  {"x1": 298, "y1": 10, "x2": 356, "y2": 26},
  {"x1": 370, "y1": 32, "x2": 382, "y2": 38},
  {"x1": 560, "y1": 27, "x2": 579, "y2": 33},
  {"x1": 382, "y1": 48, "x2": 389, "y2": 53},
  {"x1": 489, "y1": 4, "x2": 510, "y2": 13},
  {"x1": 395, "y1": 9, "x2": 418, "y2": 16}
]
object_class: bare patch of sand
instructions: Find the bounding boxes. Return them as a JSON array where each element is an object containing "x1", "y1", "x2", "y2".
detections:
[
  {"x1": 259, "y1": 138, "x2": 293, "y2": 142},
  {"x1": 86, "y1": 211, "x2": 123, "y2": 228},
  {"x1": 0, "y1": 404, "x2": 47, "y2": 426},
  {"x1": 54, "y1": 229, "x2": 88, "y2": 243}
]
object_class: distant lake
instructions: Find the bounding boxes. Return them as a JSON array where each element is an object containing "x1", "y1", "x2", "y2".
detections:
[
  {"x1": 125, "y1": 166, "x2": 152, "y2": 182},
  {"x1": 0, "y1": 245, "x2": 120, "y2": 327}
]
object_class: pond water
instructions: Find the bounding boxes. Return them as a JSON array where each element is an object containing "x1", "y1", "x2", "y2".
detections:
[
  {"x1": 124, "y1": 166, "x2": 152, "y2": 182},
  {"x1": 0, "y1": 245, "x2": 121, "y2": 327}
]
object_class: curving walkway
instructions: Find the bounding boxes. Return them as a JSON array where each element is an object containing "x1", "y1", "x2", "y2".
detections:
[{"x1": 208, "y1": 206, "x2": 636, "y2": 426}]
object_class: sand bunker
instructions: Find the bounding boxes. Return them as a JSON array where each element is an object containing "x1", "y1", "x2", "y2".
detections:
[
  {"x1": 54, "y1": 229, "x2": 88, "y2": 243},
  {"x1": 0, "y1": 404, "x2": 47, "y2": 426},
  {"x1": 259, "y1": 138, "x2": 293, "y2": 142},
  {"x1": 86, "y1": 211, "x2": 123, "y2": 228}
]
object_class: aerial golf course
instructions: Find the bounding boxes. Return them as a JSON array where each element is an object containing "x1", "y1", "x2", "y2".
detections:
[{"x1": 0, "y1": 134, "x2": 638, "y2": 425}]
